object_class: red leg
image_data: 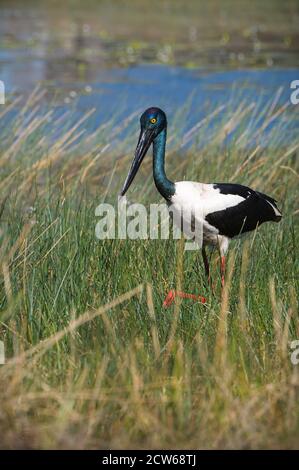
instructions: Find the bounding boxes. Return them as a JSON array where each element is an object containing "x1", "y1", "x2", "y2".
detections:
[
  {"x1": 202, "y1": 246, "x2": 216, "y2": 292},
  {"x1": 163, "y1": 289, "x2": 206, "y2": 307},
  {"x1": 163, "y1": 246, "x2": 208, "y2": 308},
  {"x1": 202, "y1": 246, "x2": 210, "y2": 279}
]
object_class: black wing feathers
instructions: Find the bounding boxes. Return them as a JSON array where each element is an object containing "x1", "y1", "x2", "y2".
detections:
[{"x1": 205, "y1": 184, "x2": 281, "y2": 239}]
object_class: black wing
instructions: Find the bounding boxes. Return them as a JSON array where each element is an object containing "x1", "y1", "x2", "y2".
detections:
[
  {"x1": 205, "y1": 183, "x2": 282, "y2": 239},
  {"x1": 213, "y1": 183, "x2": 255, "y2": 199}
]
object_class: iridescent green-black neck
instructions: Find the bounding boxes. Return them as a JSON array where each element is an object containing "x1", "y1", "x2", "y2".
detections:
[{"x1": 153, "y1": 128, "x2": 175, "y2": 200}]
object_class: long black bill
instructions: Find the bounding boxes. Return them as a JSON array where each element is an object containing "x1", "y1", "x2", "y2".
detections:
[{"x1": 120, "y1": 129, "x2": 154, "y2": 196}]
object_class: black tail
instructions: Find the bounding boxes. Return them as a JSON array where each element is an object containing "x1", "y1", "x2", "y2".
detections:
[{"x1": 256, "y1": 191, "x2": 282, "y2": 222}]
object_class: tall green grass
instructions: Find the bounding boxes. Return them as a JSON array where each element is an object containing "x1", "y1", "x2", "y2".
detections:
[{"x1": 0, "y1": 88, "x2": 298, "y2": 448}]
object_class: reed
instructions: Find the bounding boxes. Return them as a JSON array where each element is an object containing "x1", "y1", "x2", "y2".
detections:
[{"x1": 0, "y1": 91, "x2": 298, "y2": 449}]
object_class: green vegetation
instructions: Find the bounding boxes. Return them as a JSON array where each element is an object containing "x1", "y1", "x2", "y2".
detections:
[{"x1": 0, "y1": 88, "x2": 298, "y2": 449}]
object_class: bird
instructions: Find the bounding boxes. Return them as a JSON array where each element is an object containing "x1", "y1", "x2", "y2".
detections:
[{"x1": 120, "y1": 107, "x2": 282, "y2": 306}]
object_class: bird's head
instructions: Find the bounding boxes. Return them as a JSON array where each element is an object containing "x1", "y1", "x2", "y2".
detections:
[
  {"x1": 140, "y1": 107, "x2": 167, "y2": 135},
  {"x1": 120, "y1": 107, "x2": 167, "y2": 196}
]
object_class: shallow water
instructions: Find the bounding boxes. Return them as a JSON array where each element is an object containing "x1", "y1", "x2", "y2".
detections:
[
  {"x1": 0, "y1": 0, "x2": 298, "y2": 145},
  {"x1": 3, "y1": 64, "x2": 298, "y2": 147}
]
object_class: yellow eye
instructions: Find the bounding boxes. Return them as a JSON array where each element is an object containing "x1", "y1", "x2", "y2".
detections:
[{"x1": 150, "y1": 118, "x2": 157, "y2": 124}]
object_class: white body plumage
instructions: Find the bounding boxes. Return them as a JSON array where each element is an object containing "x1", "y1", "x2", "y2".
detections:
[{"x1": 170, "y1": 181, "x2": 281, "y2": 256}]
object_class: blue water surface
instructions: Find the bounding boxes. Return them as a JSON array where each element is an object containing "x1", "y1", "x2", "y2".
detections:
[{"x1": 1, "y1": 64, "x2": 299, "y2": 147}]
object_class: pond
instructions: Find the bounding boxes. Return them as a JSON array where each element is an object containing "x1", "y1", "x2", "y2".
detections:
[{"x1": 0, "y1": 0, "x2": 298, "y2": 145}]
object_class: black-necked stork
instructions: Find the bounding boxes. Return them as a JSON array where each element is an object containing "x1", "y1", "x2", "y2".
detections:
[{"x1": 120, "y1": 107, "x2": 282, "y2": 306}]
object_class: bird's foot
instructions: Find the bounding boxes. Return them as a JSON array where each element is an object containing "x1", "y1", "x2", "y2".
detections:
[
  {"x1": 163, "y1": 290, "x2": 206, "y2": 307},
  {"x1": 163, "y1": 290, "x2": 176, "y2": 307}
]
